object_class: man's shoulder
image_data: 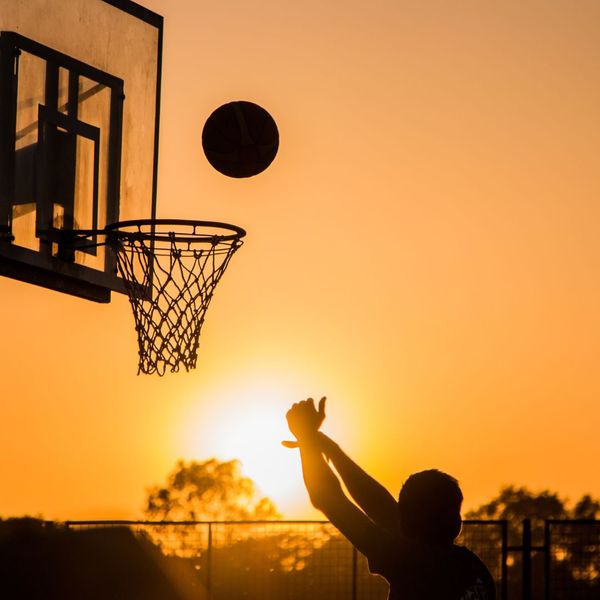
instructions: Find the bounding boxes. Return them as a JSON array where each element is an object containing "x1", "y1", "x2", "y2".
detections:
[{"x1": 450, "y1": 543, "x2": 485, "y2": 564}]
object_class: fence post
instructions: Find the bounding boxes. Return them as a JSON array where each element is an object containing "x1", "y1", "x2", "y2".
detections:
[
  {"x1": 544, "y1": 521, "x2": 550, "y2": 600},
  {"x1": 207, "y1": 522, "x2": 213, "y2": 600},
  {"x1": 522, "y1": 518, "x2": 532, "y2": 600},
  {"x1": 501, "y1": 520, "x2": 508, "y2": 600}
]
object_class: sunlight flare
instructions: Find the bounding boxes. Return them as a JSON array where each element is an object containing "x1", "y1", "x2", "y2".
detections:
[{"x1": 178, "y1": 379, "x2": 309, "y2": 517}]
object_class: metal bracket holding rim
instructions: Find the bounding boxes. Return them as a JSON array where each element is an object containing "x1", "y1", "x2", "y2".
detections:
[{"x1": 42, "y1": 219, "x2": 247, "y2": 252}]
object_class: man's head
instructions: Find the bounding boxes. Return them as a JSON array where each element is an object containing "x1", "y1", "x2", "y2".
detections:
[{"x1": 398, "y1": 469, "x2": 463, "y2": 545}]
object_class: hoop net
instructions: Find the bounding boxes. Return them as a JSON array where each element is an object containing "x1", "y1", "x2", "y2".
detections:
[{"x1": 106, "y1": 220, "x2": 245, "y2": 375}]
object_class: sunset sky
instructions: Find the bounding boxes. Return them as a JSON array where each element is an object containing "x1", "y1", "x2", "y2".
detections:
[{"x1": 1, "y1": 0, "x2": 600, "y2": 521}]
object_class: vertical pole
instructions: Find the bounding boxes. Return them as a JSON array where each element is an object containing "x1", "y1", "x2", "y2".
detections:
[
  {"x1": 37, "y1": 61, "x2": 59, "y2": 249},
  {"x1": 544, "y1": 521, "x2": 551, "y2": 600},
  {"x1": 501, "y1": 521, "x2": 508, "y2": 600},
  {"x1": 105, "y1": 81, "x2": 124, "y2": 277},
  {"x1": 522, "y1": 519, "x2": 532, "y2": 600},
  {"x1": 106, "y1": 81, "x2": 123, "y2": 227},
  {"x1": 207, "y1": 522, "x2": 213, "y2": 600},
  {"x1": 0, "y1": 35, "x2": 18, "y2": 238},
  {"x1": 352, "y1": 545, "x2": 358, "y2": 600},
  {"x1": 59, "y1": 70, "x2": 80, "y2": 234}
]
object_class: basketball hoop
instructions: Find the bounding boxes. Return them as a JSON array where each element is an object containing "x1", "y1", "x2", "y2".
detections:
[{"x1": 104, "y1": 219, "x2": 245, "y2": 375}]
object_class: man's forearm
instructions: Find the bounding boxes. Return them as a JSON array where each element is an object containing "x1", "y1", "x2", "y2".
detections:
[
  {"x1": 297, "y1": 437, "x2": 346, "y2": 514},
  {"x1": 295, "y1": 436, "x2": 388, "y2": 560},
  {"x1": 318, "y1": 433, "x2": 398, "y2": 528}
]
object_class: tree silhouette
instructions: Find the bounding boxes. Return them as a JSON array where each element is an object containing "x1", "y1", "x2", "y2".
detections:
[
  {"x1": 142, "y1": 458, "x2": 281, "y2": 564},
  {"x1": 572, "y1": 495, "x2": 600, "y2": 520},
  {"x1": 466, "y1": 486, "x2": 600, "y2": 599},
  {"x1": 466, "y1": 485, "x2": 567, "y2": 545},
  {"x1": 466, "y1": 485, "x2": 599, "y2": 544},
  {"x1": 144, "y1": 458, "x2": 281, "y2": 521},
  {"x1": 0, "y1": 518, "x2": 201, "y2": 599}
]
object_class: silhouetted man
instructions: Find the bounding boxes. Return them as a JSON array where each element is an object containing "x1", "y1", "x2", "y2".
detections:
[{"x1": 284, "y1": 397, "x2": 496, "y2": 599}]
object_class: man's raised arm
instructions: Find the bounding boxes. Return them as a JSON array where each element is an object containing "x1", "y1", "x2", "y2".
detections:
[
  {"x1": 285, "y1": 399, "x2": 382, "y2": 558},
  {"x1": 283, "y1": 398, "x2": 399, "y2": 530},
  {"x1": 318, "y1": 432, "x2": 399, "y2": 530}
]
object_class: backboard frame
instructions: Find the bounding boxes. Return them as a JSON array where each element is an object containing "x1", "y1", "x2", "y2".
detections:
[{"x1": 0, "y1": 0, "x2": 163, "y2": 302}]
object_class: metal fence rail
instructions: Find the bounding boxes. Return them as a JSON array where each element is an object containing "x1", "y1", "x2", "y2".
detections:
[{"x1": 66, "y1": 520, "x2": 508, "y2": 600}]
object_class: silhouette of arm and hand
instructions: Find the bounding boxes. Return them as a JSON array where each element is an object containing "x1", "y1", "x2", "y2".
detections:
[
  {"x1": 283, "y1": 397, "x2": 497, "y2": 600},
  {"x1": 282, "y1": 398, "x2": 395, "y2": 559},
  {"x1": 283, "y1": 398, "x2": 398, "y2": 530}
]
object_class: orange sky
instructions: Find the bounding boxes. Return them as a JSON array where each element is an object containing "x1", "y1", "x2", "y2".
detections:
[{"x1": 1, "y1": 0, "x2": 600, "y2": 521}]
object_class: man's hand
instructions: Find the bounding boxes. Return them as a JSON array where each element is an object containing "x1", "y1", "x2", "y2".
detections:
[{"x1": 282, "y1": 397, "x2": 326, "y2": 448}]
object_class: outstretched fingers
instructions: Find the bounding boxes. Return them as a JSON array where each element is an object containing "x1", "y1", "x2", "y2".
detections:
[{"x1": 318, "y1": 396, "x2": 326, "y2": 418}]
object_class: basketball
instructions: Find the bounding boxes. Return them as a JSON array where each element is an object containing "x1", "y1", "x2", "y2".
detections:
[{"x1": 202, "y1": 101, "x2": 279, "y2": 178}]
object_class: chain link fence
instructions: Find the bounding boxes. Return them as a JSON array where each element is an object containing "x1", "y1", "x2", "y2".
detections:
[
  {"x1": 2, "y1": 518, "x2": 598, "y2": 597},
  {"x1": 66, "y1": 520, "x2": 507, "y2": 599},
  {"x1": 544, "y1": 520, "x2": 600, "y2": 600}
]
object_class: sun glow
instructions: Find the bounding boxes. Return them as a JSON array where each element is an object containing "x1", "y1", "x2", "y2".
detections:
[{"x1": 178, "y1": 379, "x2": 311, "y2": 518}]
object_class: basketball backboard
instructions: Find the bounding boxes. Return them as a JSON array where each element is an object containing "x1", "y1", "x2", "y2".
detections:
[{"x1": 0, "y1": 0, "x2": 162, "y2": 302}]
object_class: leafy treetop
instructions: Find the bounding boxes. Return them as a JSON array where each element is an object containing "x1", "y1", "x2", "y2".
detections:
[{"x1": 144, "y1": 458, "x2": 281, "y2": 522}]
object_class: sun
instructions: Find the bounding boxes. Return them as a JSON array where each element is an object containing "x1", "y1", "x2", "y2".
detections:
[
  {"x1": 209, "y1": 408, "x2": 302, "y2": 500},
  {"x1": 178, "y1": 380, "x2": 311, "y2": 517}
]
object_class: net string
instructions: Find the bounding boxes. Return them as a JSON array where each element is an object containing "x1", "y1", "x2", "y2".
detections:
[{"x1": 110, "y1": 231, "x2": 243, "y2": 375}]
